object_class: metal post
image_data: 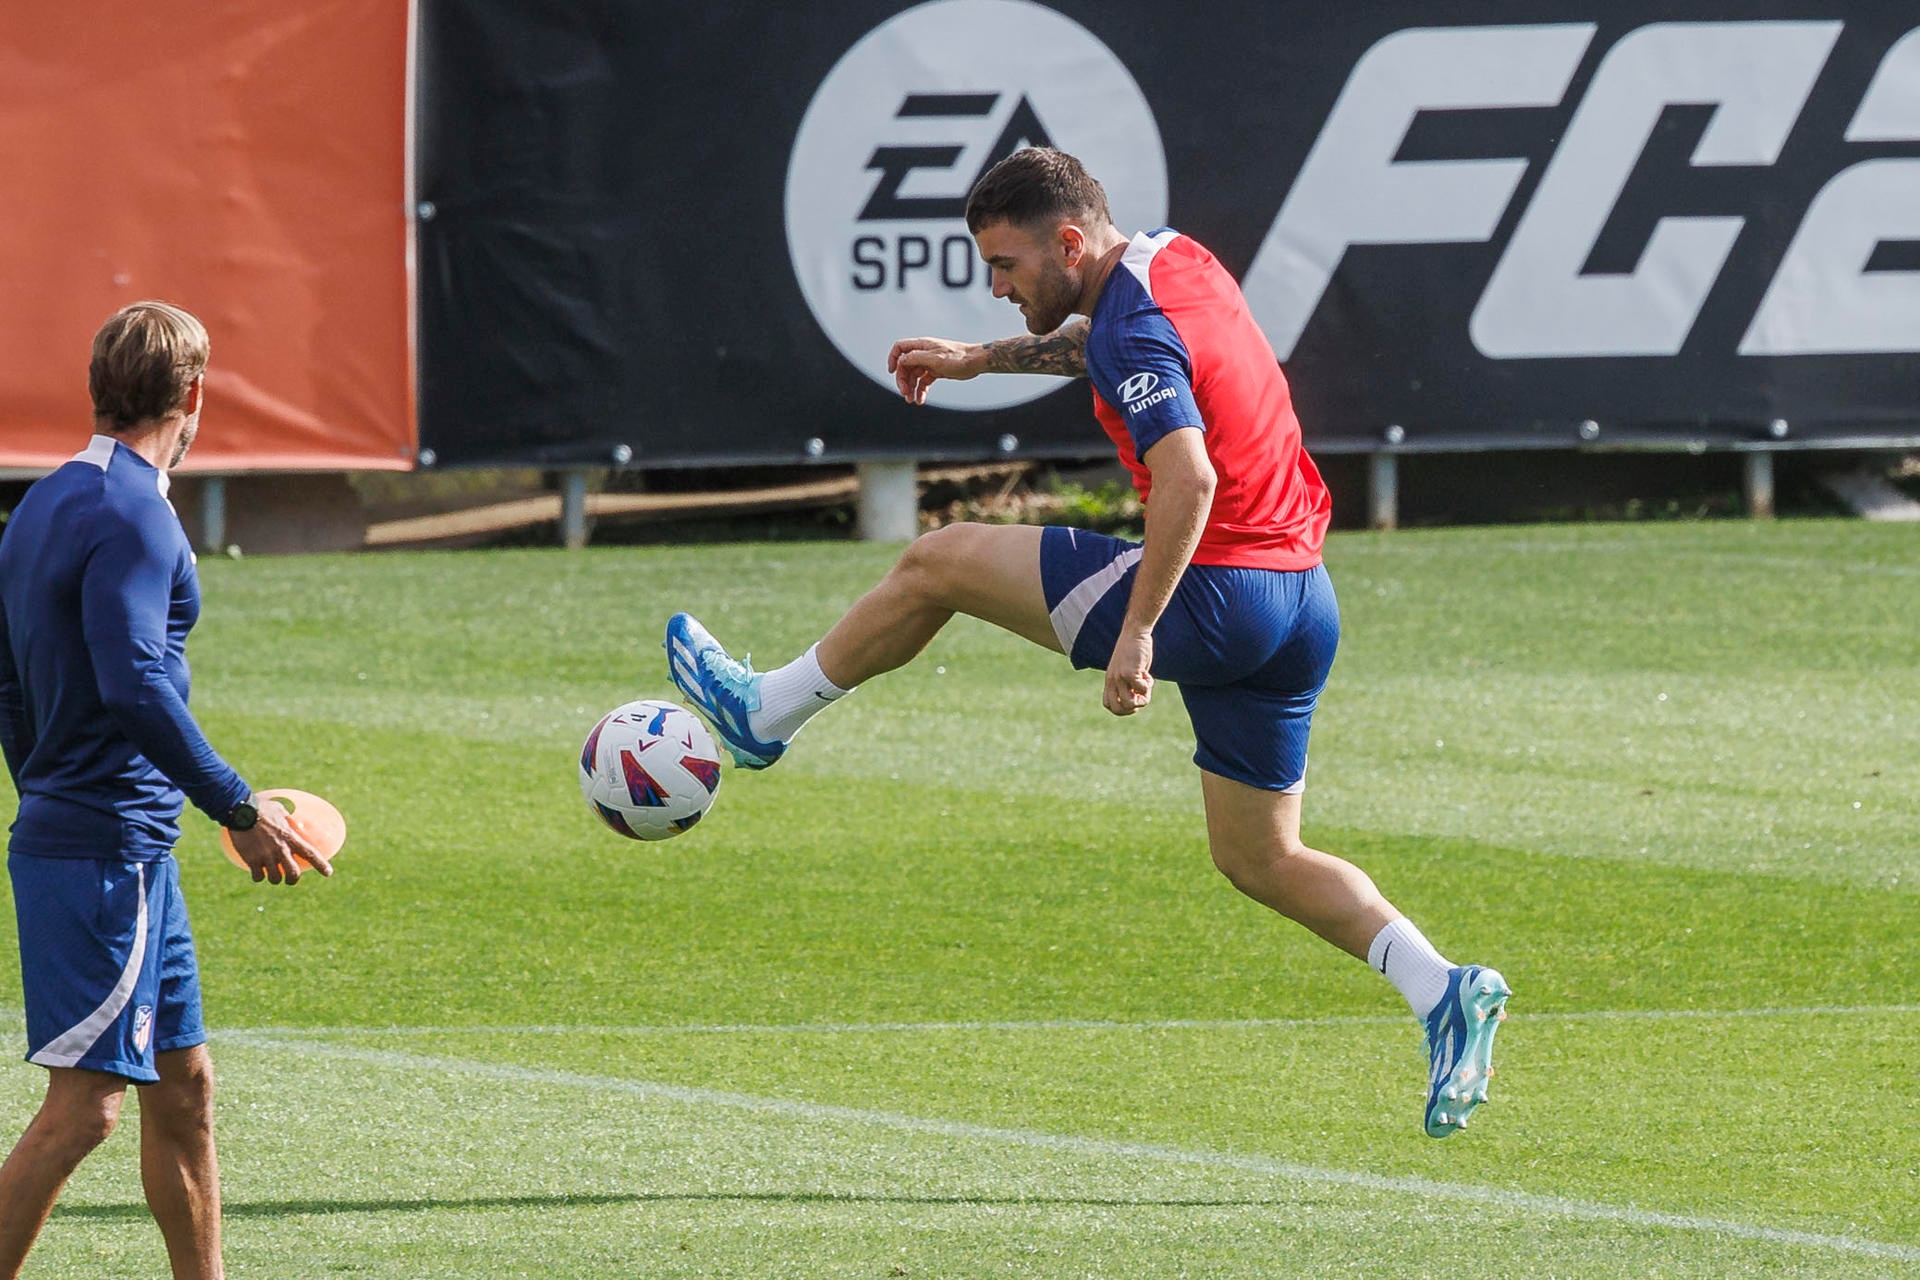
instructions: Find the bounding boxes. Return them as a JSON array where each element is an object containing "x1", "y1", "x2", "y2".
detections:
[
  {"x1": 560, "y1": 470, "x2": 590, "y2": 548},
  {"x1": 200, "y1": 477, "x2": 227, "y2": 554},
  {"x1": 857, "y1": 460, "x2": 919, "y2": 541},
  {"x1": 1369, "y1": 452, "x2": 1399, "y2": 531},
  {"x1": 1744, "y1": 451, "x2": 1775, "y2": 520}
]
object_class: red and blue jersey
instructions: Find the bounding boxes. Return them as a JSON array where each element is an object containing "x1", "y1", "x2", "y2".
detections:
[{"x1": 1085, "y1": 229, "x2": 1330, "y2": 571}]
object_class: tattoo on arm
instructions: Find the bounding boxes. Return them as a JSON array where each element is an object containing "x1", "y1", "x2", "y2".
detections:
[{"x1": 979, "y1": 318, "x2": 1089, "y2": 377}]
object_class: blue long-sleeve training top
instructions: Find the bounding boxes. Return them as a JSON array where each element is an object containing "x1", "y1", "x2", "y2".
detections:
[{"x1": 0, "y1": 435, "x2": 250, "y2": 859}]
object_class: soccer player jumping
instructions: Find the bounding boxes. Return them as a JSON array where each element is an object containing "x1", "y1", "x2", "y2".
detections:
[{"x1": 668, "y1": 148, "x2": 1507, "y2": 1137}]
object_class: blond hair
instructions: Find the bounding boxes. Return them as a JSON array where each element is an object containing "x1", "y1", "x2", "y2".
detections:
[{"x1": 89, "y1": 301, "x2": 209, "y2": 430}]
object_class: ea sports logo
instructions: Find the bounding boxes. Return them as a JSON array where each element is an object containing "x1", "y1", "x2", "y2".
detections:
[{"x1": 785, "y1": 0, "x2": 1168, "y2": 411}]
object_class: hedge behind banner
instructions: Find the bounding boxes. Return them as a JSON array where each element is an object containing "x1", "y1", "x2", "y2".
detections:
[{"x1": 416, "y1": 1, "x2": 1920, "y2": 469}]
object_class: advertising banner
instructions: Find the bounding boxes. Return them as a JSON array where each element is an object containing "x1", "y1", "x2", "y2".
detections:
[
  {"x1": 418, "y1": 1, "x2": 1920, "y2": 466},
  {"x1": 0, "y1": 0, "x2": 415, "y2": 472}
]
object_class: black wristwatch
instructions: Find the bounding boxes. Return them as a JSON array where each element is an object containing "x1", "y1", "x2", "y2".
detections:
[{"x1": 224, "y1": 796, "x2": 260, "y2": 832}]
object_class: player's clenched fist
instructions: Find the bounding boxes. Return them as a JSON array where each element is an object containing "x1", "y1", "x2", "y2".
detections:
[
  {"x1": 1103, "y1": 630, "x2": 1154, "y2": 717},
  {"x1": 887, "y1": 336, "x2": 986, "y2": 404}
]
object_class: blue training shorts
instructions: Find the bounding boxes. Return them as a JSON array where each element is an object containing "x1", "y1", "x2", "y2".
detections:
[
  {"x1": 1039, "y1": 526, "x2": 1340, "y2": 791},
  {"x1": 9, "y1": 853, "x2": 206, "y2": 1082}
]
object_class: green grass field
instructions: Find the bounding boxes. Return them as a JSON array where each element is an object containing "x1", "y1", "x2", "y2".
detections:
[{"x1": 2, "y1": 520, "x2": 1916, "y2": 1278}]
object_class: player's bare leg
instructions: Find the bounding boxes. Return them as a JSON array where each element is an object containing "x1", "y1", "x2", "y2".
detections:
[
  {"x1": 0, "y1": 1067, "x2": 127, "y2": 1278},
  {"x1": 1199, "y1": 770, "x2": 1508, "y2": 1137},
  {"x1": 816, "y1": 522, "x2": 1059, "y2": 685},
  {"x1": 669, "y1": 523, "x2": 1057, "y2": 767},
  {"x1": 138, "y1": 1046, "x2": 223, "y2": 1280},
  {"x1": 1199, "y1": 770, "x2": 1395, "y2": 959}
]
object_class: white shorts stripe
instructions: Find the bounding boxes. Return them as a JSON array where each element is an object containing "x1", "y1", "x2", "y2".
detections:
[
  {"x1": 29, "y1": 864, "x2": 148, "y2": 1069},
  {"x1": 1048, "y1": 546, "x2": 1143, "y2": 654}
]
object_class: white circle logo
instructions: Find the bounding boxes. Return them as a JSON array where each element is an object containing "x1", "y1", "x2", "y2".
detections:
[
  {"x1": 785, "y1": 0, "x2": 1168, "y2": 412},
  {"x1": 1118, "y1": 371, "x2": 1160, "y2": 403}
]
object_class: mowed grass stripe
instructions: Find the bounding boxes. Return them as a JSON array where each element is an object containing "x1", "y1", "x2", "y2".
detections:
[
  {"x1": 221, "y1": 1032, "x2": 1920, "y2": 1264},
  {"x1": 11, "y1": 1001, "x2": 1918, "y2": 1035},
  {"x1": 208, "y1": 1006, "x2": 1916, "y2": 1244},
  {"x1": 201, "y1": 1003, "x2": 1920, "y2": 1038},
  {"x1": 25, "y1": 1042, "x2": 1893, "y2": 1280}
]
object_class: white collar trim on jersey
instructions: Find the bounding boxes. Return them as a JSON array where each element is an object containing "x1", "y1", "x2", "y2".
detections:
[
  {"x1": 72, "y1": 433, "x2": 169, "y2": 496},
  {"x1": 1120, "y1": 229, "x2": 1179, "y2": 297}
]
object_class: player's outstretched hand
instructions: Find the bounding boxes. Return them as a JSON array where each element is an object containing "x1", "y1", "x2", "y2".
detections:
[
  {"x1": 1103, "y1": 630, "x2": 1154, "y2": 716},
  {"x1": 887, "y1": 337, "x2": 986, "y2": 404},
  {"x1": 228, "y1": 803, "x2": 333, "y2": 885}
]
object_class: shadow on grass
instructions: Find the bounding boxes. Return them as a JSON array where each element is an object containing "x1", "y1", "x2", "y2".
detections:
[{"x1": 57, "y1": 1189, "x2": 1300, "y2": 1221}]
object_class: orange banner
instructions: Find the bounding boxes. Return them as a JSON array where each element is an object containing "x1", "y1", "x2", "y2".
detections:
[{"x1": 0, "y1": 1, "x2": 414, "y2": 471}]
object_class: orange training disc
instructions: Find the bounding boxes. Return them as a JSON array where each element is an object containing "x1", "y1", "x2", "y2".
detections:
[{"x1": 219, "y1": 789, "x2": 347, "y2": 871}]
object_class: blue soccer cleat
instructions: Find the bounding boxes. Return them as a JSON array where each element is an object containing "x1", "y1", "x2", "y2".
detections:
[
  {"x1": 1422, "y1": 965, "x2": 1510, "y2": 1138},
  {"x1": 664, "y1": 612, "x2": 786, "y2": 769}
]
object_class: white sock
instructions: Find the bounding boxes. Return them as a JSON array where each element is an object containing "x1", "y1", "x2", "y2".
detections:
[
  {"x1": 1366, "y1": 917, "x2": 1454, "y2": 1020},
  {"x1": 748, "y1": 644, "x2": 851, "y2": 744}
]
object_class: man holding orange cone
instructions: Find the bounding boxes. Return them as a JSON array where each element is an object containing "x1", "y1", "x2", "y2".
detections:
[
  {"x1": 219, "y1": 790, "x2": 347, "y2": 872},
  {"x1": 0, "y1": 302, "x2": 332, "y2": 1279}
]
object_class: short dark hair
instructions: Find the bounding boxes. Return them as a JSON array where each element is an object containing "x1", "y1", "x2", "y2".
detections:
[
  {"x1": 90, "y1": 301, "x2": 209, "y2": 430},
  {"x1": 964, "y1": 146, "x2": 1112, "y2": 234}
]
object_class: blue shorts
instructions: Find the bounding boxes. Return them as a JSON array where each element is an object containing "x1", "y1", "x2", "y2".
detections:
[
  {"x1": 9, "y1": 853, "x2": 205, "y2": 1082},
  {"x1": 1039, "y1": 526, "x2": 1340, "y2": 791}
]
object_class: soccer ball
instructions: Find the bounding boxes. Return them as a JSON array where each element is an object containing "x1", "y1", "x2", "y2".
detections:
[{"x1": 578, "y1": 700, "x2": 722, "y2": 840}]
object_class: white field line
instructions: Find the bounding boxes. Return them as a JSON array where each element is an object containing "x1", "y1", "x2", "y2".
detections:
[
  {"x1": 209, "y1": 1002, "x2": 1920, "y2": 1040},
  {"x1": 223, "y1": 1032, "x2": 1920, "y2": 1264}
]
